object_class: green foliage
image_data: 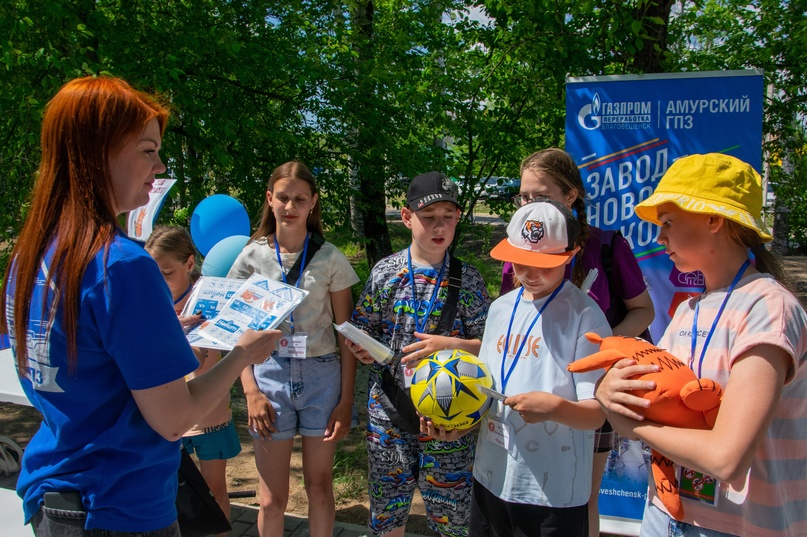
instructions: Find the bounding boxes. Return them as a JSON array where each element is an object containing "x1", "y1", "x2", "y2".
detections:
[
  {"x1": 771, "y1": 142, "x2": 807, "y2": 251},
  {"x1": 452, "y1": 219, "x2": 503, "y2": 298},
  {"x1": 2, "y1": 0, "x2": 806, "y2": 276}
]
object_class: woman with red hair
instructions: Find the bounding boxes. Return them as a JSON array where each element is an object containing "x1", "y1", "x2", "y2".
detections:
[{"x1": 1, "y1": 76, "x2": 281, "y2": 536}]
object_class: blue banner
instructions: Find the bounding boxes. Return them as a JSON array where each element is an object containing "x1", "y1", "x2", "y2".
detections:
[
  {"x1": 566, "y1": 70, "x2": 763, "y2": 341},
  {"x1": 565, "y1": 70, "x2": 764, "y2": 529}
]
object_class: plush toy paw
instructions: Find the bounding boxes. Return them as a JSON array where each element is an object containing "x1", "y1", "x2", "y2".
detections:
[
  {"x1": 568, "y1": 333, "x2": 724, "y2": 520},
  {"x1": 680, "y1": 379, "x2": 723, "y2": 414}
]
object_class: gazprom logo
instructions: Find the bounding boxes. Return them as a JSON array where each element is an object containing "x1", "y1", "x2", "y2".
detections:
[
  {"x1": 577, "y1": 94, "x2": 652, "y2": 131},
  {"x1": 577, "y1": 93, "x2": 601, "y2": 130}
]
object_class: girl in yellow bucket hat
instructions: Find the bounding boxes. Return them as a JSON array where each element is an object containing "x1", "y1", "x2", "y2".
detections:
[{"x1": 596, "y1": 153, "x2": 807, "y2": 537}]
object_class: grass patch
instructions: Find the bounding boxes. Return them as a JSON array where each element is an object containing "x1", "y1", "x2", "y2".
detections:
[{"x1": 332, "y1": 429, "x2": 370, "y2": 502}]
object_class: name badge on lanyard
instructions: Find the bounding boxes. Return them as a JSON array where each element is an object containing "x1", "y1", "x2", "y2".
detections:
[
  {"x1": 274, "y1": 234, "x2": 310, "y2": 348},
  {"x1": 485, "y1": 415, "x2": 513, "y2": 451},
  {"x1": 278, "y1": 333, "x2": 308, "y2": 359},
  {"x1": 678, "y1": 466, "x2": 720, "y2": 507}
]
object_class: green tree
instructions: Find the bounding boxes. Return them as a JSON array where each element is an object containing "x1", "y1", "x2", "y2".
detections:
[
  {"x1": 0, "y1": 0, "x2": 327, "y2": 274},
  {"x1": 667, "y1": 0, "x2": 807, "y2": 251},
  {"x1": 3, "y1": 0, "x2": 805, "y2": 275},
  {"x1": 1, "y1": 1, "x2": 104, "y2": 269}
]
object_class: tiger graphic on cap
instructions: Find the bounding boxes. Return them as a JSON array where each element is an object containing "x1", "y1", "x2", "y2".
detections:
[{"x1": 521, "y1": 220, "x2": 544, "y2": 244}]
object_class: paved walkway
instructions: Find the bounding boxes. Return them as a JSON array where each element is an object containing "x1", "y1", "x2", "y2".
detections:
[
  {"x1": 230, "y1": 504, "x2": 429, "y2": 537},
  {"x1": 0, "y1": 470, "x2": 428, "y2": 537}
]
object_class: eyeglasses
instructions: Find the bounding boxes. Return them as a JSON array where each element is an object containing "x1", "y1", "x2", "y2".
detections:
[{"x1": 512, "y1": 194, "x2": 552, "y2": 207}]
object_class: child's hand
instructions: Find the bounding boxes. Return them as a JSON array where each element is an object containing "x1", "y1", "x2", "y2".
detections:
[
  {"x1": 401, "y1": 332, "x2": 451, "y2": 367},
  {"x1": 594, "y1": 358, "x2": 657, "y2": 421},
  {"x1": 323, "y1": 400, "x2": 352, "y2": 442},
  {"x1": 177, "y1": 311, "x2": 204, "y2": 329},
  {"x1": 246, "y1": 391, "x2": 278, "y2": 440},
  {"x1": 345, "y1": 338, "x2": 374, "y2": 365},
  {"x1": 504, "y1": 391, "x2": 560, "y2": 423},
  {"x1": 419, "y1": 416, "x2": 476, "y2": 441}
]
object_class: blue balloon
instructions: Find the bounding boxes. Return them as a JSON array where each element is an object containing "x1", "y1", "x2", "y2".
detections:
[
  {"x1": 190, "y1": 195, "x2": 251, "y2": 256},
  {"x1": 201, "y1": 235, "x2": 250, "y2": 277}
]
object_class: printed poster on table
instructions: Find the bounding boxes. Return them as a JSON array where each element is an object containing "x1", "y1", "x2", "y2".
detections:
[
  {"x1": 126, "y1": 178, "x2": 176, "y2": 241},
  {"x1": 565, "y1": 70, "x2": 764, "y2": 532},
  {"x1": 197, "y1": 273, "x2": 308, "y2": 350},
  {"x1": 180, "y1": 277, "x2": 245, "y2": 350}
]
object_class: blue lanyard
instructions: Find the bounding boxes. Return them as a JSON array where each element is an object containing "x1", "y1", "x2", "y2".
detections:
[
  {"x1": 690, "y1": 259, "x2": 750, "y2": 377},
  {"x1": 407, "y1": 247, "x2": 447, "y2": 336},
  {"x1": 173, "y1": 283, "x2": 193, "y2": 306},
  {"x1": 500, "y1": 282, "x2": 564, "y2": 393},
  {"x1": 274, "y1": 233, "x2": 310, "y2": 333}
]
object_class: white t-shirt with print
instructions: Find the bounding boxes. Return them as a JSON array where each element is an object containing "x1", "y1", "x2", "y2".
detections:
[{"x1": 473, "y1": 281, "x2": 611, "y2": 507}]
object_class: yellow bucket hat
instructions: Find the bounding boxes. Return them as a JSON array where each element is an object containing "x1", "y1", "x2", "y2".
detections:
[{"x1": 635, "y1": 153, "x2": 772, "y2": 242}]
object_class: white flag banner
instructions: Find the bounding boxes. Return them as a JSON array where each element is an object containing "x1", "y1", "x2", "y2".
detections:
[{"x1": 126, "y1": 178, "x2": 177, "y2": 241}]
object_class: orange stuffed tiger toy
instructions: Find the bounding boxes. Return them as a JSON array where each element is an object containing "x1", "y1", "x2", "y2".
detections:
[{"x1": 568, "y1": 333, "x2": 723, "y2": 520}]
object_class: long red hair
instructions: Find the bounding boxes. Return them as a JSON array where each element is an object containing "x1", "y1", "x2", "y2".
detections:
[{"x1": 1, "y1": 76, "x2": 169, "y2": 372}]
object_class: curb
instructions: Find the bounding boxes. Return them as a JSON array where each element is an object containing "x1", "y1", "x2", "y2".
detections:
[{"x1": 230, "y1": 503, "x2": 432, "y2": 537}]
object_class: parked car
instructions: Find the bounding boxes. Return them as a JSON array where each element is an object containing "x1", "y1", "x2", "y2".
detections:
[
  {"x1": 485, "y1": 177, "x2": 520, "y2": 201},
  {"x1": 385, "y1": 173, "x2": 411, "y2": 194},
  {"x1": 455, "y1": 176, "x2": 487, "y2": 200}
]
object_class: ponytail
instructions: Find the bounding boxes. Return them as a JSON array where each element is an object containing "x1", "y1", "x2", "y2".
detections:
[
  {"x1": 726, "y1": 221, "x2": 793, "y2": 292},
  {"x1": 570, "y1": 202, "x2": 589, "y2": 287}
]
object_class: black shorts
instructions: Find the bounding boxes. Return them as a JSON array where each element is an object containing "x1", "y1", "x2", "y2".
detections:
[
  {"x1": 594, "y1": 418, "x2": 617, "y2": 453},
  {"x1": 469, "y1": 480, "x2": 588, "y2": 537}
]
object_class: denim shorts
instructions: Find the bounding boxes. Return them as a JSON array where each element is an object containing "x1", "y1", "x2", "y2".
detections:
[
  {"x1": 251, "y1": 352, "x2": 343, "y2": 441},
  {"x1": 640, "y1": 502, "x2": 739, "y2": 537},
  {"x1": 182, "y1": 419, "x2": 241, "y2": 460}
]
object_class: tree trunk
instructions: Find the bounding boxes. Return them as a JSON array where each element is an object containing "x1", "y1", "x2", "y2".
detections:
[
  {"x1": 350, "y1": 0, "x2": 392, "y2": 269},
  {"x1": 632, "y1": 0, "x2": 676, "y2": 73},
  {"x1": 348, "y1": 150, "x2": 363, "y2": 234}
]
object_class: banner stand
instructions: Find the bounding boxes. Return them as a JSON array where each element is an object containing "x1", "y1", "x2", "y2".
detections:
[
  {"x1": 566, "y1": 70, "x2": 764, "y2": 536},
  {"x1": 601, "y1": 515, "x2": 642, "y2": 536}
]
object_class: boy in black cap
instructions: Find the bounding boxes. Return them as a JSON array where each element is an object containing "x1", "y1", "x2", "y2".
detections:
[{"x1": 347, "y1": 172, "x2": 490, "y2": 537}]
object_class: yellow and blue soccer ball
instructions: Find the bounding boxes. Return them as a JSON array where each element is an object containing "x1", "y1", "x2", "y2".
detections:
[{"x1": 410, "y1": 349, "x2": 493, "y2": 429}]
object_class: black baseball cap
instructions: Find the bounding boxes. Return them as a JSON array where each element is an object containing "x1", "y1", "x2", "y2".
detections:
[{"x1": 406, "y1": 171, "x2": 460, "y2": 210}]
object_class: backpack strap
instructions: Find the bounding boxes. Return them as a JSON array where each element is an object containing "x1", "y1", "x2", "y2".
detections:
[
  {"x1": 601, "y1": 229, "x2": 619, "y2": 283},
  {"x1": 601, "y1": 230, "x2": 653, "y2": 342},
  {"x1": 285, "y1": 233, "x2": 325, "y2": 284},
  {"x1": 434, "y1": 255, "x2": 463, "y2": 336},
  {"x1": 601, "y1": 229, "x2": 622, "y2": 325}
]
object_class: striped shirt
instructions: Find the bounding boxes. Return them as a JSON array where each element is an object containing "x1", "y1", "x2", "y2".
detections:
[{"x1": 653, "y1": 272, "x2": 807, "y2": 537}]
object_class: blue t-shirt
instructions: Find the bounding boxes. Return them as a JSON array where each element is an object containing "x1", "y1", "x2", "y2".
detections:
[{"x1": 5, "y1": 232, "x2": 199, "y2": 531}]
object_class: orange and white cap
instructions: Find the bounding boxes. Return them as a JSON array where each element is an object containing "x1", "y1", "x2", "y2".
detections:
[{"x1": 490, "y1": 200, "x2": 580, "y2": 268}]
